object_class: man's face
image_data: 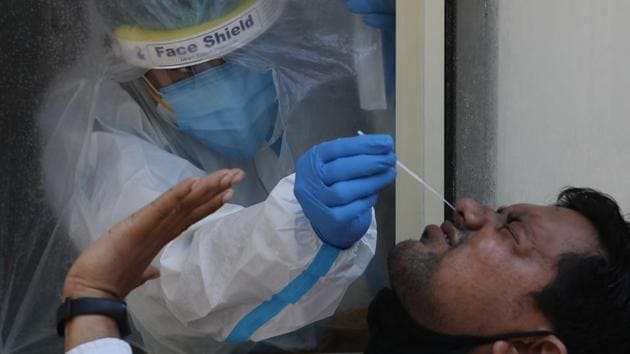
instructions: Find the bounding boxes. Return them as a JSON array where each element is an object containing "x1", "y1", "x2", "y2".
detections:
[{"x1": 389, "y1": 198, "x2": 600, "y2": 337}]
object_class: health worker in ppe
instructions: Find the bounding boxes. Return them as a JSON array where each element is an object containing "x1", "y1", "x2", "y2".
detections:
[{"x1": 40, "y1": 0, "x2": 396, "y2": 353}]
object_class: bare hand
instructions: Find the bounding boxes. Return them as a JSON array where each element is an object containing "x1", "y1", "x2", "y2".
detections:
[{"x1": 62, "y1": 169, "x2": 245, "y2": 300}]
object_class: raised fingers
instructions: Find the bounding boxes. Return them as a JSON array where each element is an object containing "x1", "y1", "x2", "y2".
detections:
[
  {"x1": 151, "y1": 169, "x2": 244, "y2": 243},
  {"x1": 184, "y1": 188, "x2": 236, "y2": 227},
  {"x1": 107, "y1": 176, "x2": 202, "y2": 240},
  {"x1": 179, "y1": 169, "x2": 243, "y2": 211}
]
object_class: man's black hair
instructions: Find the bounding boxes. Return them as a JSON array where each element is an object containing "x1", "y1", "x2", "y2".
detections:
[{"x1": 535, "y1": 187, "x2": 630, "y2": 354}]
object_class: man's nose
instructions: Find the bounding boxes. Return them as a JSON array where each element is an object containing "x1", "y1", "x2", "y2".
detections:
[{"x1": 455, "y1": 198, "x2": 500, "y2": 230}]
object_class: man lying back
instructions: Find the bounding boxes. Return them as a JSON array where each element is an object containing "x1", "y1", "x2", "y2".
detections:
[{"x1": 369, "y1": 187, "x2": 630, "y2": 354}]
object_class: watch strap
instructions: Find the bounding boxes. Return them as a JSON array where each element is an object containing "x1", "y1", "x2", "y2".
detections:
[{"x1": 57, "y1": 297, "x2": 131, "y2": 337}]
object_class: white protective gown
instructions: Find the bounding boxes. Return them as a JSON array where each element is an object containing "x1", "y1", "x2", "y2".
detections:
[{"x1": 42, "y1": 78, "x2": 376, "y2": 353}]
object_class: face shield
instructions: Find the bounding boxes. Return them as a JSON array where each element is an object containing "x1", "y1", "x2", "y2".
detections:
[{"x1": 99, "y1": 0, "x2": 287, "y2": 161}]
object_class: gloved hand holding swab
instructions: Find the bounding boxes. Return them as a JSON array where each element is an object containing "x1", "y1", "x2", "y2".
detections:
[{"x1": 357, "y1": 131, "x2": 456, "y2": 212}]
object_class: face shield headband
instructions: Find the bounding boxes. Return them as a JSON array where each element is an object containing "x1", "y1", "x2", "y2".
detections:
[
  {"x1": 365, "y1": 288, "x2": 554, "y2": 354},
  {"x1": 113, "y1": 0, "x2": 287, "y2": 70}
]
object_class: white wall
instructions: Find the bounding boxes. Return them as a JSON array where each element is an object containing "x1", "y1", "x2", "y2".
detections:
[{"x1": 496, "y1": 0, "x2": 630, "y2": 211}]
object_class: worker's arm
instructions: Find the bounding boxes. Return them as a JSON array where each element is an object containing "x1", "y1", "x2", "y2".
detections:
[
  {"x1": 64, "y1": 131, "x2": 384, "y2": 345},
  {"x1": 62, "y1": 169, "x2": 242, "y2": 352}
]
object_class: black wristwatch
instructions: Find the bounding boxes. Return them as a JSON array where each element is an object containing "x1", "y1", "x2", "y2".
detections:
[{"x1": 56, "y1": 297, "x2": 131, "y2": 337}]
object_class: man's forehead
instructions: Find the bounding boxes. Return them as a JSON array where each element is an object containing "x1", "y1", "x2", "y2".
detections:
[{"x1": 498, "y1": 203, "x2": 565, "y2": 216}]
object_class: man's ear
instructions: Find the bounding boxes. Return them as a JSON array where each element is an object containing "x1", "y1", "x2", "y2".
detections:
[
  {"x1": 491, "y1": 340, "x2": 518, "y2": 354},
  {"x1": 527, "y1": 335, "x2": 567, "y2": 354},
  {"x1": 490, "y1": 335, "x2": 567, "y2": 354}
]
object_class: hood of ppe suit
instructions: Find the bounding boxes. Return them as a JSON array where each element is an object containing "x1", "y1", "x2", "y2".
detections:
[{"x1": 97, "y1": 0, "x2": 243, "y2": 31}]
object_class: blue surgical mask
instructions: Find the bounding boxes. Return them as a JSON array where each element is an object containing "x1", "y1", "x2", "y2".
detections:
[{"x1": 159, "y1": 62, "x2": 278, "y2": 161}]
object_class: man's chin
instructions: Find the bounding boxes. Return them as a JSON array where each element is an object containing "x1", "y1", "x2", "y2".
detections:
[
  {"x1": 388, "y1": 241, "x2": 441, "y2": 289},
  {"x1": 387, "y1": 242, "x2": 441, "y2": 325}
]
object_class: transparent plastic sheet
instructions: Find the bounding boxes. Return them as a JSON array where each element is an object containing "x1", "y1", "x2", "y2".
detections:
[
  {"x1": 0, "y1": 1, "x2": 88, "y2": 353},
  {"x1": 2, "y1": 1, "x2": 395, "y2": 353}
]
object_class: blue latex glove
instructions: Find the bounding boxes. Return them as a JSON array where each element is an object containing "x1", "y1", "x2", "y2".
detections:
[
  {"x1": 344, "y1": 0, "x2": 395, "y2": 32},
  {"x1": 344, "y1": 0, "x2": 395, "y2": 95},
  {"x1": 295, "y1": 135, "x2": 397, "y2": 249}
]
